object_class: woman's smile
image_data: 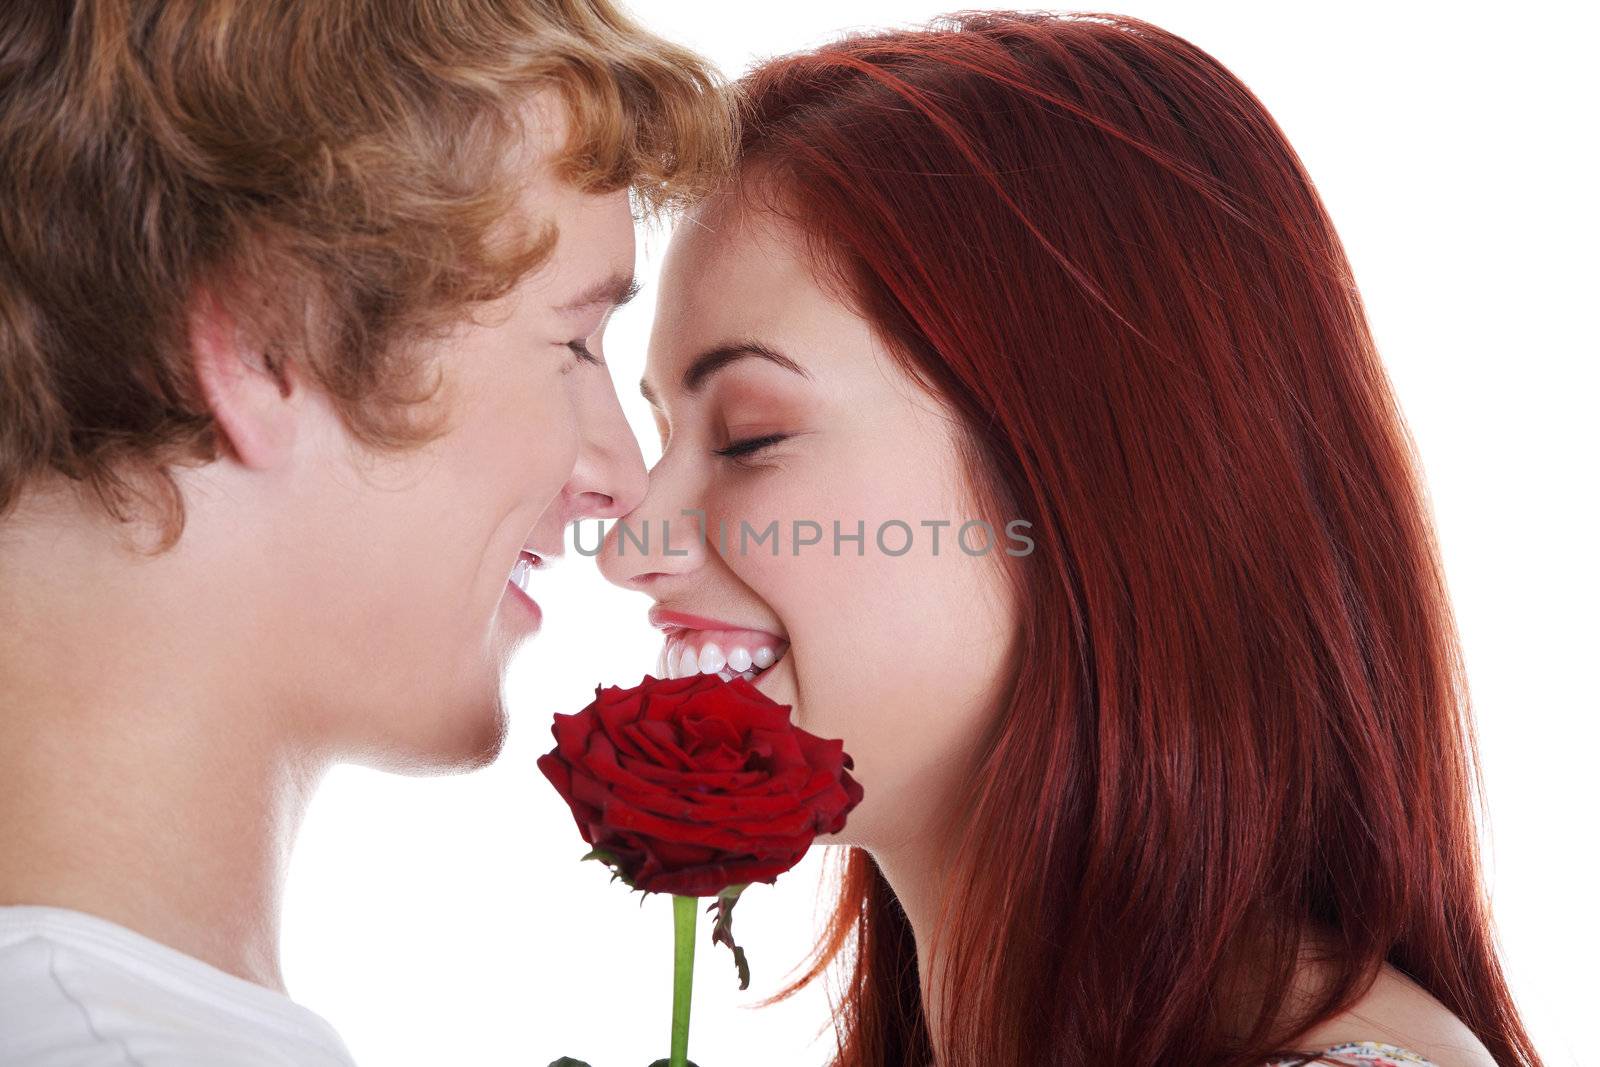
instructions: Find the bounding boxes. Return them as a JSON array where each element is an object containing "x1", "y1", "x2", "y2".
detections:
[{"x1": 650, "y1": 608, "x2": 790, "y2": 683}]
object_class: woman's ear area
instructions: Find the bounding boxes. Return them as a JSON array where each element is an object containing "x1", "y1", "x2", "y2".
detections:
[{"x1": 187, "y1": 285, "x2": 301, "y2": 470}]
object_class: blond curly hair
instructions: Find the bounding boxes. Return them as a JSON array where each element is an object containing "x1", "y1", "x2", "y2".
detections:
[{"x1": 0, "y1": 0, "x2": 734, "y2": 545}]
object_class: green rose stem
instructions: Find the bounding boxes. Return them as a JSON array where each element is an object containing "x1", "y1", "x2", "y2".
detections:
[{"x1": 669, "y1": 894, "x2": 697, "y2": 1067}]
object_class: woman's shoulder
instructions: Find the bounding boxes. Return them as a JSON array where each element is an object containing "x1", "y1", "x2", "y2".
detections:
[
  {"x1": 1266, "y1": 1041, "x2": 1444, "y2": 1067},
  {"x1": 1274, "y1": 958, "x2": 1499, "y2": 1067}
]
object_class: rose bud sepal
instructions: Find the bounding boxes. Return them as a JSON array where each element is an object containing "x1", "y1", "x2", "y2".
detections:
[{"x1": 707, "y1": 884, "x2": 750, "y2": 991}]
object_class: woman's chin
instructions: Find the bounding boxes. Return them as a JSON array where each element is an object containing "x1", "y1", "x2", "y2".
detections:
[{"x1": 751, "y1": 654, "x2": 799, "y2": 716}]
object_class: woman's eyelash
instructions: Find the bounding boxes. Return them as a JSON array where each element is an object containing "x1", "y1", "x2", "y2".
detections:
[
  {"x1": 566, "y1": 340, "x2": 602, "y2": 366},
  {"x1": 713, "y1": 432, "x2": 790, "y2": 459}
]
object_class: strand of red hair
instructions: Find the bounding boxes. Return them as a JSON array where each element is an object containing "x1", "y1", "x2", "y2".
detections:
[{"x1": 735, "y1": 12, "x2": 1542, "y2": 1067}]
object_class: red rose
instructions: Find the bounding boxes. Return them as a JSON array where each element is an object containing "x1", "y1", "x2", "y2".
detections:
[{"x1": 537, "y1": 673, "x2": 864, "y2": 897}]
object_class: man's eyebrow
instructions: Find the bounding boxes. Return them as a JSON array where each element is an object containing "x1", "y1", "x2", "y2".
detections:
[
  {"x1": 639, "y1": 341, "x2": 808, "y2": 408},
  {"x1": 555, "y1": 272, "x2": 641, "y2": 314}
]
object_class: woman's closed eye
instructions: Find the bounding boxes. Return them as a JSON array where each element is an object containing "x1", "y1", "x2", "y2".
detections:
[{"x1": 713, "y1": 432, "x2": 791, "y2": 460}]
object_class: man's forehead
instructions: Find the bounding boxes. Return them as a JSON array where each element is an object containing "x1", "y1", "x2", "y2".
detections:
[{"x1": 524, "y1": 185, "x2": 636, "y2": 310}]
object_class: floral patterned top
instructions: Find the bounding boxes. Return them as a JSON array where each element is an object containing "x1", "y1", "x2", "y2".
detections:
[
  {"x1": 1266, "y1": 1040, "x2": 1440, "y2": 1066},
  {"x1": 918, "y1": 1040, "x2": 1442, "y2": 1067}
]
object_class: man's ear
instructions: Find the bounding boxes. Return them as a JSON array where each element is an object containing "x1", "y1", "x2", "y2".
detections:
[{"x1": 188, "y1": 287, "x2": 298, "y2": 469}]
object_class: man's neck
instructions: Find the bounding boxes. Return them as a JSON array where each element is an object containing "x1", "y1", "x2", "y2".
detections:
[
  {"x1": 0, "y1": 495, "x2": 321, "y2": 994},
  {"x1": 0, "y1": 681, "x2": 320, "y2": 993}
]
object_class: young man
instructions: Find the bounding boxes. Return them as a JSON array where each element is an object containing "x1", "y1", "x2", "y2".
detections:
[{"x1": 0, "y1": 2, "x2": 730, "y2": 1062}]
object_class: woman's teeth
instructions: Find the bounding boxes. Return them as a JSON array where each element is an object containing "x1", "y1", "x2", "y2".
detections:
[{"x1": 658, "y1": 631, "x2": 787, "y2": 682}]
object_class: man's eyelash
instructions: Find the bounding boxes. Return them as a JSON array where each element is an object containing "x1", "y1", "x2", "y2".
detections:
[{"x1": 566, "y1": 340, "x2": 602, "y2": 365}]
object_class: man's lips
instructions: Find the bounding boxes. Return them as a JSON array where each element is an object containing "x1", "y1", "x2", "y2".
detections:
[{"x1": 509, "y1": 548, "x2": 547, "y2": 592}]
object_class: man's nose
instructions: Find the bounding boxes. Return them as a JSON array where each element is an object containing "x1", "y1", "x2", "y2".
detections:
[{"x1": 560, "y1": 374, "x2": 649, "y2": 528}]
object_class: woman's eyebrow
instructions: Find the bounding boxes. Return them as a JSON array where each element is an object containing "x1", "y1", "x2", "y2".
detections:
[{"x1": 640, "y1": 341, "x2": 809, "y2": 407}]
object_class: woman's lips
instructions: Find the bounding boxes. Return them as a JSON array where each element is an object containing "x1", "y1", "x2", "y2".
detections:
[{"x1": 648, "y1": 607, "x2": 777, "y2": 634}]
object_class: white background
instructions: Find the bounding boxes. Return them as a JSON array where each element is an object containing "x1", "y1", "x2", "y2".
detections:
[{"x1": 281, "y1": 3, "x2": 1599, "y2": 1065}]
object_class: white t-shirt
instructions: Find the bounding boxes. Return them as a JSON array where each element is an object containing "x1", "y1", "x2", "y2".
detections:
[{"x1": 0, "y1": 905, "x2": 358, "y2": 1066}]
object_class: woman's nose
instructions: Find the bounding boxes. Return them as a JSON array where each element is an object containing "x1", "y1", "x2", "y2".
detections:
[{"x1": 596, "y1": 462, "x2": 709, "y2": 592}]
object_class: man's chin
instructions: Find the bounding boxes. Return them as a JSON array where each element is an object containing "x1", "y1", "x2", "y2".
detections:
[
  {"x1": 359, "y1": 703, "x2": 510, "y2": 776},
  {"x1": 443, "y1": 712, "x2": 510, "y2": 772}
]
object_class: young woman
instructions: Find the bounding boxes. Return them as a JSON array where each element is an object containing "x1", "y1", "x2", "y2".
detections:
[
  {"x1": 600, "y1": 12, "x2": 1541, "y2": 1067},
  {"x1": 0, "y1": 1, "x2": 729, "y2": 1062}
]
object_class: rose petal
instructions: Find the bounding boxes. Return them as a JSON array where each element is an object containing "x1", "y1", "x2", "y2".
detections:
[{"x1": 537, "y1": 673, "x2": 863, "y2": 893}]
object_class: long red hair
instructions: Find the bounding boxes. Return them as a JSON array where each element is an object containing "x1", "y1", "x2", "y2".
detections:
[{"x1": 735, "y1": 12, "x2": 1542, "y2": 1067}]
